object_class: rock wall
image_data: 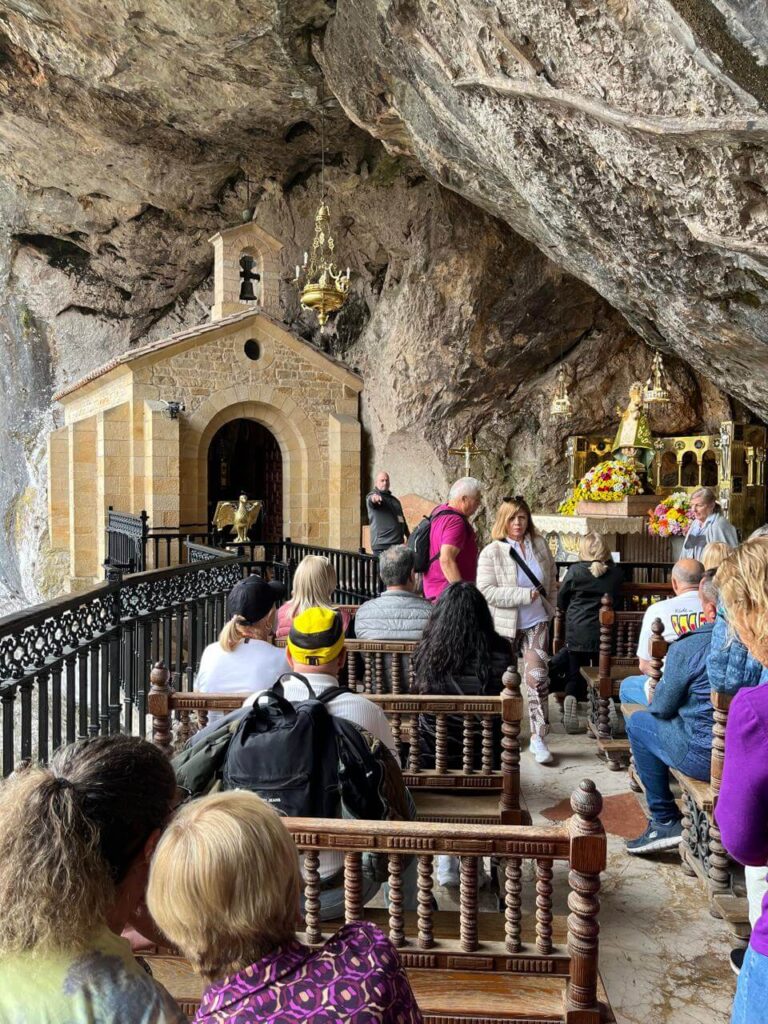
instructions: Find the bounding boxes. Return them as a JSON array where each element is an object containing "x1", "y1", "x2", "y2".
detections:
[{"x1": 0, "y1": 1, "x2": 755, "y2": 609}]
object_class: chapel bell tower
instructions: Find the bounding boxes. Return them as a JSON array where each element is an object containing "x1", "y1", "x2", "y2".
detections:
[{"x1": 208, "y1": 221, "x2": 284, "y2": 321}]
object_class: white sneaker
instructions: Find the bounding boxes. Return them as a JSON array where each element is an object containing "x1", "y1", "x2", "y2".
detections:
[{"x1": 530, "y1": 735, "x2": 554, "y2": 765}]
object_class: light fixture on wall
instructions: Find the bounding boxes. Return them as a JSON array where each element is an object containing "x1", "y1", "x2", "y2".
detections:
[
  {"x1": 293, "y1": 89, "x2": 351, "y2": 327},
  {"x1": 161, "y1": 400, "x2": 185, "y2": 420},
  {"x1": 550, "y1": 362, "x2": 572, "y2": 417},
  {"x1": 643, "y1": 350, "x2": 670, "y2": 405}
]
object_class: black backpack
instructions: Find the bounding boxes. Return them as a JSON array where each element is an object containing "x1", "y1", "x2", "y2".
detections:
[
  {"x1": 407, "y1": 507, "x2": 468, "y2": 572},
  {"x1": 222, "y1": 674, "x2": 398, "y2": 822}
]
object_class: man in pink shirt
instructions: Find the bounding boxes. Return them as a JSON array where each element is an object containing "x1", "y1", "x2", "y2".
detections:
[{"x1": 422, "y1": 477, "x2": 482, "y2": 602}]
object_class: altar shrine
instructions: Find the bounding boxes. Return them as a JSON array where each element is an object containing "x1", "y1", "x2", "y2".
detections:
[{"x1": 47, "y1": 220, "x2": 364, "y2": 590}]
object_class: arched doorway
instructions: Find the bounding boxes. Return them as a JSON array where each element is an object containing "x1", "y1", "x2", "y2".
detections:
[{"x1": 207, "y1": 419, "x2": 283, "y2": 544}]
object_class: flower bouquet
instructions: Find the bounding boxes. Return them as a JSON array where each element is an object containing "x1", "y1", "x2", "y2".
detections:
[
  {"x1": 647, "y1": 491, "x2": 694, "y2": 537},
  {"x1": 574, "y1": 460, "x2": 643, "y2": 502}
]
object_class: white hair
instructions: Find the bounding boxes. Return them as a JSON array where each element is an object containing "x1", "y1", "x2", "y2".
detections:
[{"x1": 448, "y1": 477, "x2": 482, "y2": 501}]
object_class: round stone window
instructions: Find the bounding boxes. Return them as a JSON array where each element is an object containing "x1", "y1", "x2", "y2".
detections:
[{"x1": 244, "y1": 339, "x2": 261, "y2": 361}]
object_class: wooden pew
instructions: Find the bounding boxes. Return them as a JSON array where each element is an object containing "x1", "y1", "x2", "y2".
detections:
[
  {"x1": 147, "y1": 663, "x2": 528, "y2": 827},
  {"x1": 144, "y1": 781, "x2": 615, "y2": 1023},
  {"x1": 273, "y1": 635, "x2": 419, "y2": 695},
  {"x1": 623, "y1": 636, "x2": 749, "y2": 939},
  {"x1": 551, "y1": 581, "x2": 672, "y2": 654}
]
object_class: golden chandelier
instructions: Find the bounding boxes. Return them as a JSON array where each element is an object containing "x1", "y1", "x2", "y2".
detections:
[{"x1": 294, "y1": 202, "x2": 351, "y2": 326}]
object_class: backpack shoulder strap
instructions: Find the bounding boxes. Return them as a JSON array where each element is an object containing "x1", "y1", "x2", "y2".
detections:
[
  {"x1": 426, "y1": 508, "x2": 470, "y2": 567},
  {"x1": 317, "y1": 685, "x2": 347, "y2": 705}
]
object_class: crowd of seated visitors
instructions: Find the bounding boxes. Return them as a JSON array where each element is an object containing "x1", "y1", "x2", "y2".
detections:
[
  {"x1": 275, "y1": 554, "x2": 355, "y2": 639},
  {"x1": 549, "y1": 532, "x2": 624, "y2": 735},
  {"x1": 618, "y1": 558, "x2": 705, "y2": 708},
  {"x1": 146, "y1": 789, "x2": 423, "y2": 1023}
]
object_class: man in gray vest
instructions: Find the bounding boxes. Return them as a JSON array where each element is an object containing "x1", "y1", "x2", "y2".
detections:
[
  {"x1": 366, "y1": 470, "x2": 410, "y2": 555},
  {"x1": 355, "y1": 546, "x2": 432, "y2": 640}
]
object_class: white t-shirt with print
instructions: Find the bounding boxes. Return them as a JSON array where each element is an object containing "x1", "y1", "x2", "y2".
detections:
[{"x1": 636, "y1": 591, "x2": 704, "y2": 660}]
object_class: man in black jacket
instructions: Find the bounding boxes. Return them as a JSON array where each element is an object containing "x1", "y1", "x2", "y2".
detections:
[{"x1": 366, "y1": 470, "x2": 410, "y2": 555}]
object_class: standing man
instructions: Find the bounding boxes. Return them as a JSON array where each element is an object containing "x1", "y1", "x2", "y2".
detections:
[
  {"x1": 422, "y1": 477, "x2": 482, "y2": 603},
  {"x1": 367, "y1": 470, "x2": 410, "y2": 556}
]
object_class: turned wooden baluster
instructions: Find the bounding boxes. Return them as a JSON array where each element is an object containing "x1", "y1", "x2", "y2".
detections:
[
  {"x1": 391, "y1": 654, "x2": 402, "y2": 696},
  {"x1": 566, "y1": 779, "x2": 606, "y2": 1018},
  {"x1": 481, "y1": 715, "x2": 493, "y2": 774},
  {"x1": 708, "y1": 691, "x2": 733, "y2": 891},
  {"x1": 391, "y1": 711, "x2": 403, "y2": 761},
  {"x1": 596, "y1": 596, "x2": 614, "y2": 742},
  {"x1": 344, "y1": 851, "x2": 363, "y2": 922},
  {"x1": 388, "y1": 853, "x2": 405, "y2": 947},
  {"x1": 304, "y1": 850, "x2": 322, "y2": 944},
  {"x1": 417, "y1": 855, "x2": 434, "y2": 949},
  {"x1": 646, "y1": 618, "x2": 667, "y2": 702},
  {"x1": 535, "y1": 859, "x2": 554, "y2": 955},
  {"x1": 435, "y1": 714, "x2": 448, "y2": 775},
  {"x1": 678, "y1": 791, "x2": 696, "y2": 876},
  {"x1": 348, "y1": 651, "x2": 359, "y2": 692},
  {"x1": 149, "y1": 661, "x2": 172, "y2": 755},
  {"x1": 198, "y1": 708, "x2": 209, "y2": 729},
  {"x1": 500, "y1": 666, "x2": 522, "y2": 821},
  {"x1": 407, "y1": 656, "x2": 416, "y2": 693},
  {"x1": 178, "y1": 709, "x2": 192, "y2": 749},
  {"x1": 408, "y1": 715, "x2": 421, "y2": 773},
  {"x1": 552, "y1": 606, "x2": 564, "y2": 654},
  {"x1": 459, "y1": 856, "x2": 479, "y2": 952},
  {"x1": 363, "y1": 654, "x2": 373, "y2": 695},
  {"x1": 374, "y1": 653, "x2": 385, "y2": 695},
  {"x1": 504, "y1": 856, "x2": 522, "y2": 953},
  {"x1": 463, "y1": 717, "x2": 475, "y2": 775}
]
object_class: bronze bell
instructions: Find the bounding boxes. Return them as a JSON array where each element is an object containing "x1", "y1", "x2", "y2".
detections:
[{"x1": 239, "y1": 255, "x2": 260, "y2": 302}]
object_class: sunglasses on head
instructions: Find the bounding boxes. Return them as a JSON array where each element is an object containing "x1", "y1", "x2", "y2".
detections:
[{"x1": 502, "y1": 496, "x2": 525, "y2": 504}]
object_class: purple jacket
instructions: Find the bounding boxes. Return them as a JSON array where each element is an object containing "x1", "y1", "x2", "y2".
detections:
[
  {"x1": 194, "y1": 922, "x2": 423, "y2": 1023},
  {"x1": 716, "y1": 684, "x2": 768, "y2": 955}
]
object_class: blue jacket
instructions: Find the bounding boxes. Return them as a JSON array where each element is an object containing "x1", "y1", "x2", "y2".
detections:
[
  {"x1": 649, "y1": 622, "x2": 714, "y2": 766},
  {"x1": 708, "y1": 606, "x2": 765, "y2": 695}
]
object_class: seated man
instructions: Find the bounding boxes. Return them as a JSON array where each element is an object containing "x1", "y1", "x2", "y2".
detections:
[
  {"x1": 619, "y1": 558, "x2": 705, "y2": 707},
  {"x1": 354, "y1": 545, "x2": 432, "y2": 640},
  {"x1": 242, "y1": 607, "x2": 418, "y2": 919},
  {"x1": 624, "y1": 573, "x2": 718, "y2": 855}
]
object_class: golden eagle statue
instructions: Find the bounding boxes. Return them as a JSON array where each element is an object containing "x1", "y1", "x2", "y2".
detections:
[{"x1": 212, "y1": 494, "x2": 262, "y2": 543}]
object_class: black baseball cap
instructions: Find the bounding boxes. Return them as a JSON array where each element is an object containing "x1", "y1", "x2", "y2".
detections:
[{"x1": 227, "y1": 576, "x2": 285, "y2": 625}]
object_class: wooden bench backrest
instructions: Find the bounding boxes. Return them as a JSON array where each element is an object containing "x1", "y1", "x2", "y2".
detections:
[
  {"x1": 147, "y1": 783, "x2": 607, "y2": 1023},
  {"x1": 272, "y1": 636, "x2": 418, "y2": 694},
  {"x1": 147, "y1": 663, "x2": 525, "y2": 822}
]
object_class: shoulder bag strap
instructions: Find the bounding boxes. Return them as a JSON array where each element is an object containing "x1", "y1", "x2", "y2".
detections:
[{"x1": 506, "y1": 542, "x2": 545, "y2": 593}]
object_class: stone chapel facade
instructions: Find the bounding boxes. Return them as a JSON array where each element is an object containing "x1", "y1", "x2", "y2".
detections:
[{"x1": 48, "y1": 221, "x2": 363, "y2": 589}]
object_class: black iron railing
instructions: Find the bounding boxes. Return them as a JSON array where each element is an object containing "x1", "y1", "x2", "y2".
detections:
[
  {"x1": 283, "y1": 541, "x2": 380, "y2": 604},
  {"x1": 105, "y1": 508, "x2": 148, "y2": 574},
  {"x1": 0, "y1": 556, "x2": 245, "y2": 776}
]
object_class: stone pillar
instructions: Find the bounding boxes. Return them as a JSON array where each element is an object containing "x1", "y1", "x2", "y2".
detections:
[
  {"x1": 211, "y1": 234, "x2": 242, "y2": 321},
  {"x1": 68, "y1": 416, "x2": 99, "y2": 585},
  {"x1": 47, "y1": 426, "x2": 70, "y2": 552},
  {"x1": 96, "y1": 404, "x2": 132, "y2": 568},
  {"x1": 143, "y1": 401, "x2": 180, "y2": 563},
  {"x1": 327, "y1": 412, "x2": 361, "y2": 550}
]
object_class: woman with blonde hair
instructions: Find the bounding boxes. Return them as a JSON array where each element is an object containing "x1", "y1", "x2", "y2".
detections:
[
  {"x1": 713, "y1": 539, "x2": 768, "y2": 1021},
  {"x1": 551, "y1": 532, "x2": 623, "y2": 733},
  {"x1": 682, "y1": 486, "x2": 738, "y2": 556},
  {"x1": 477, "y1": 496, "x2": 557, "y2": 764},
  {"x1": 0, "y1": 735, "x2": 185, "y2": 1022},
  {"x1": 147, "y1": 790, "x2": 422, "y2": 1023},
  {"x1": 196, "y1": 576, "x2": 288, "y2": 717},
  {"x1": 701, "y1": 541, "x2": 730, "y2": 572},
  {"x1": 275, "y1": 554, "x2": 354, "y2": 638}
]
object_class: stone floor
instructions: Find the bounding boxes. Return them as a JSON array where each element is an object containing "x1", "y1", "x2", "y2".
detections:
[{"x1": 524, "y1": 720, "x2": 736, "y2": 1024}]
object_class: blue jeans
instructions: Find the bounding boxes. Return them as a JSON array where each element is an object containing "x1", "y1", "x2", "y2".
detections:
[
  {"x1": 626, "y1": 711, "x2": 710, "y2": 824},
  {"x1": 733, "y1": 945, "x2": 768, "y2": 1023},
  {"x1": 619, "y1": 675, "x2": 649, "y2": 706}
]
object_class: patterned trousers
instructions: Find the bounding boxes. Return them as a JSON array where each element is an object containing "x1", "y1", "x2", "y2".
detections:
[{"x1": 513, "y1": 621, "x2": 550, "y2": 738}]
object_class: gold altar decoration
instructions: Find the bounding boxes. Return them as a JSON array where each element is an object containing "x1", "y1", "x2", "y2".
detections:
[
  {"x1": 448, "y1": 436, "x2": 490, "y2": 475},
  {"x1": 212, "y1": 494, "x2": 263, "y2": 543},
  {"x1": 550, "y1": 362, "x2": 572, "y2": 417},
  {"x1": 611, "y1": 381, "x2": 655, "y2": 475},
  {"x1": 643, "y1": 351, "x2": 670, "y2": 405}
]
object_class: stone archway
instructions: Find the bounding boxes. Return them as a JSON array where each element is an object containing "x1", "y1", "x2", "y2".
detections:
[
  {"x1": 181, "y1": 384, "x2": 323, "y2": 543},
  {"x1": 207, "y1": 419, "x2": 283, "y2": 543}
]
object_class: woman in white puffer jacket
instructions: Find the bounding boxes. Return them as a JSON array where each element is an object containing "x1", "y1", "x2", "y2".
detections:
[{"x1": 477, "y1": 496, "x2": 557, "y2": 764}]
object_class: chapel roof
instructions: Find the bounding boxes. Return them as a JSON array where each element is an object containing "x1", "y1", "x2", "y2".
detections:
[{"x1": 53, "y1": 307, "x2": 362, "y2": 401}]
